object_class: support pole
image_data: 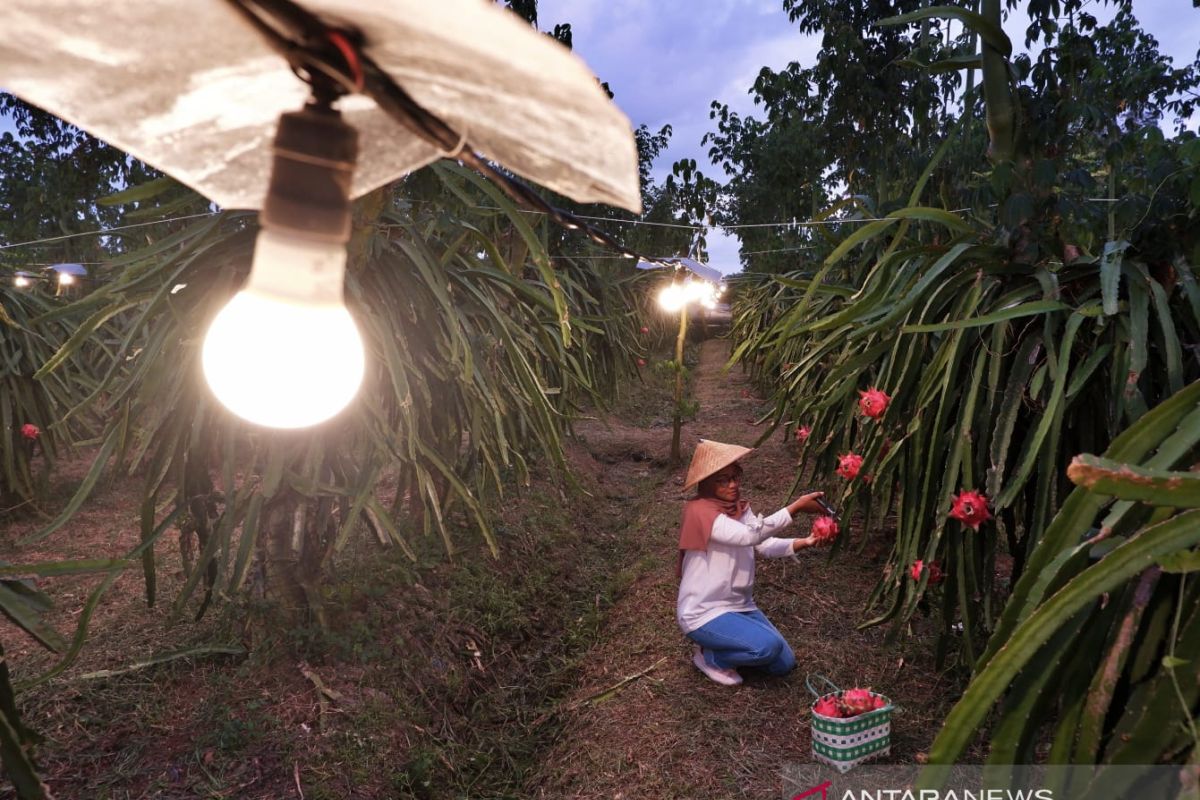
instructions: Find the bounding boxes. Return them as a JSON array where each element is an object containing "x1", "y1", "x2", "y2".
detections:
[{"x1": 670, "y1": 305, "x2": 689, "y2": 464}]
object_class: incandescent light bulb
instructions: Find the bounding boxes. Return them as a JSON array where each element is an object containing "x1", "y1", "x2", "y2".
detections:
[
  {"x1": 202, "y1": 230, "x2": 365, "y2": 429},
  {"x1": 201, "y1": 99, "x2": 364, "y2": 429}
]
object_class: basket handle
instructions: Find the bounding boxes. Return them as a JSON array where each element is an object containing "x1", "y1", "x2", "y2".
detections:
[{"x1": 805, "y1": 673, "x2": 841, "y2": 698}]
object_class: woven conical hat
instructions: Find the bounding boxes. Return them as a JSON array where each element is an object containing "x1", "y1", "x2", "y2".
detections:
[{"x1": 683, "y1": 439, "x2": 753, "y2": 492}]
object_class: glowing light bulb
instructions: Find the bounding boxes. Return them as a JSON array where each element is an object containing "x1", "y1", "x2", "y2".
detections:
[
  {"x1": 658, "y1": 282, "x2": 688, "y2": 312},
  {"x1": 13, "y1": 275, "x2": 30, "y2": 288},
  {"x1": 57, "y1": 272, "x2": 75, "y2": 286},
  {"x1": 202, "y1": 230, "x2": 364, "y2": 428},
  {"x1": 659, "y1": 278, "x2": 718, "y2": 313}
]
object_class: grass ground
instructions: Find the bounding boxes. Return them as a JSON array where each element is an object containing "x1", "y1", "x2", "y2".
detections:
[{"x1": 2, "y1": 336, "x2": 964, "y2": 799}]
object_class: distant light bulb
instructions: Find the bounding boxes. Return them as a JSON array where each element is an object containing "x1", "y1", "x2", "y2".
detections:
[
  {"x1": 202, "y1": 230, "x2": 364, "y2": 428},
  {"x1": 14, "y1": 275, "x2": 30, "y2": 288},
  {"x1": 658, "y1": 282, "x2": 688, "y2": 312},
  {"x1": 57, "y1": 272, "x2": 75, "y2": 286}
]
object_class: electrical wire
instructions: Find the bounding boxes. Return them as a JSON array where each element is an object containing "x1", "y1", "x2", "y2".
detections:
[{"x1": 0, "y1": 212, "x2": 222, "y2": 251}]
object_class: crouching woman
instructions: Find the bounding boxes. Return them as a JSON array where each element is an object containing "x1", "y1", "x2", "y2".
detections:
[{"x1": 676, "y1": 439, "x2": 827, "y2": 686}]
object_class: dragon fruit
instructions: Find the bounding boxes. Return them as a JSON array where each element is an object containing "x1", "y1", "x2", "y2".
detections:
[
  {"x1": 950, "y1": 490, "x2": 992, "y2": 531},
  {"x1": 858, "y1": 387, "x2": 891, "y2": 419},
  {"x1": 637, "y1": 358, "x2": 646, "y2": 367},
  {"x1": 796, "y1": 425, "x2": 811, "y2": 441},
  {"x1": 835, "y1": 453, "x2": 864, "y2": 480},
  {"x1": 910, "y1": 560, "x2": 944, "y2": 585},
  {"x1": 640, "y1": 326, "x2": 649, "y2": 334},
  {"x1": 840, "y1": 687, "x2": 876, "y2": 717},
  {"x1": 811, "y1": 515, "x2": 839, "y2": 542},
  {"x1": 872, "y1": 695, "x2": 888, "y2": 710},
  {"x1": 813, "y1": 696, "x2": 842, "y2": 718},
  {"x1": 20, "y1": 423, "x2": 40, "y2": 440}
]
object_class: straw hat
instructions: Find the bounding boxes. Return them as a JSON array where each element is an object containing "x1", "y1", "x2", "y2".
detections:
[{"x1": 682, "y1": 439, "x2": 754, "y2": 492}]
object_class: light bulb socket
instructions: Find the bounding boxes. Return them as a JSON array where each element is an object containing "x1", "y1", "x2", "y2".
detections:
[{"x1": 261, "y1": 103, "x2": 358, "y2": 243}]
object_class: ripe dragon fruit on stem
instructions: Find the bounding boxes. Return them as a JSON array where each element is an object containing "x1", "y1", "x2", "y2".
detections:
[
  {"x1": 910, "y1": 560, "x2": 944, "y2": 585},
  {"x1": 950, "y1": 489, "x2": 992, "y2": 531},
  {"x1": 796, "y1": 425, "x2": 811, "y2": 442},
  {"x1": 858, "y1": 387, "x2": 891, "y2": 419},
  {"x1": 836, "y1": 452, "x2": 863, "y2": 480}
]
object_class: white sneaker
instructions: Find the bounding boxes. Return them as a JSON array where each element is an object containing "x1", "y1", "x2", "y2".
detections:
[{"x1": 692, "y1": 646, "x2": 742, "y2": 686}]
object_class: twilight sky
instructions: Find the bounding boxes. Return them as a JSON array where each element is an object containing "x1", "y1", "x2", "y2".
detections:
[{"x1": 538, "y1": 0, "x2": 1200, "y2": 274}]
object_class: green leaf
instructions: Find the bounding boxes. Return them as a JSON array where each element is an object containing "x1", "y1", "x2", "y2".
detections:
[
  {"x1": 1157, "y1": 550, "x2": 1200, "y2": 573},
  {"x1": 21, "y1": 421, "x2": 123, "y2": 545},
  {"x1": 0, "y1": 582, "x2": 66, "y2": 653},
  {"x1": 823, "y1": 218, "x2": 900, "y2": 268},
  {"x1": 886, "y1": 206, "x2": 973, "y2": 234},
  {"x1": 901, "y1": 53, "x2": 984, "y2": 73},
  {"x1": 879, "y1": 6, "x2": 1012, "y2": 56},
  {"x1": 1100, "y1": 240, "x2": 1129, "y2": 316},
  {"x1": 1067, "y1": 454, "x2": 1200, "y2": 507},
  {"x1": 96, "y1": 176, "x2": 177, "y2": 206},
  {"x1": 902, "y1": 300, "x2": 1067, "y2": 332},
  {"x1": 76, "y1": 644, "x2": 245, "y2": 681},
  {"x1": 927, "y1": 509, "x2": 1200, "y2": 766},
  {"x1": 0, "y1": 560, "x2": 129, "y2": 578},
  {"x1": 0, "y1": 699, "x2": 49, "y2": 799}
]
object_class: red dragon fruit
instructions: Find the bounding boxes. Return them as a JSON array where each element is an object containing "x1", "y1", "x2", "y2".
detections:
[
  {"x1": 796, "y1": 425, "x2": 811, "y2": 442},
  {"x1": 840, "y1": 687, "x2": 877, "y2": 717},
  {"x1": 637, "y1": 358, "x2": 646, "y2": 367},
  {"x1": 910, "y1": 560, "x2": 944, "y2": 585},
  {"x1": 871, "y1": 695, "x2": 888, "y2": 710},
  {"x1": 811, "y1": 516, "x2": 839, "y2": 543},
  {"x1": 640, "y1": 326, "x2": 650, "y2": 334},
  {"x1": 836, "y1": 453, "x2": 864, "y2": 480},
  {"x1": 20, "y1": 423, "x2": 40, "y2": 440},
  {"x1": 950, "y1": 490, "x2": 992, "y2": 531},
  {"x1": 858, "y1": 387, "x2": 891, "y2": 419},
  {"x1": 812, "y1": 696, "x2": 842, "y2": 718}
]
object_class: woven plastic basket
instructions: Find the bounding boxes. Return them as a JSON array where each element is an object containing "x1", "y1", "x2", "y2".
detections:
[{"x1": 807, "y1": 675, "x2": 893, "y2": 773}]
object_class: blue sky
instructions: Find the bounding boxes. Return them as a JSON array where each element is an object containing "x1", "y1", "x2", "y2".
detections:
[{"x1": 538, "y1": 0, "x2": 1200, "y2": 273}]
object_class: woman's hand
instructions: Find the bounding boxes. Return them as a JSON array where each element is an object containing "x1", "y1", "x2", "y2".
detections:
[
  {"x1": 790, "y1": 535, "x2": 818, "y2": 552},
  {"x1": 787, "y1": 491, "x2": 826, "y2": 516}
]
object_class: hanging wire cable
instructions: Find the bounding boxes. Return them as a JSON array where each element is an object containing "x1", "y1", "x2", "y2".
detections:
[{"x1": 0, "y1": 212, "x2": 223, "y2": 251}]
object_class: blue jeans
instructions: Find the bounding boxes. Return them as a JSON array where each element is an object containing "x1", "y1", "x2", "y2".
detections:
[{"x1": 686, "y1": 609, "x2": 796, "y2": 675}]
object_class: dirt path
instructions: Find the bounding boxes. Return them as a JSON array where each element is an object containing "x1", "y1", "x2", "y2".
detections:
[{"x1": 528, "y1": 339, "x2": 949, "y2": 799}]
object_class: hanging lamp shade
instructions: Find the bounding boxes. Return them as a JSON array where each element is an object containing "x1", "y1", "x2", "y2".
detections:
[
  {"x1": 636, "y1": 256, "x2": 723, "y2": 283},
  {"x1": 0, "y1": 0, "x2": 642, "y2": 213}
]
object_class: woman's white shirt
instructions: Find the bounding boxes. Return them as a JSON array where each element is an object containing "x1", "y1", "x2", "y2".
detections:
[{"x1": 676, "y1": 505, "x2": 794, "y2": 633}]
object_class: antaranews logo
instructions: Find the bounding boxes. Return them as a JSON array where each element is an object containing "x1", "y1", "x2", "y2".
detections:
[
  {"x1": 792, "y1": 780, "x2": 832, "y2": 800},
  {"x1": 793, "y1": 783, "x2": 1054, "y2": 800}
]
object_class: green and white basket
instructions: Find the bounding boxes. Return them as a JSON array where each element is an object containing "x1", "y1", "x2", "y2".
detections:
[{"x1": 807, "y1": 675, "x2": 893, "y2": 773}]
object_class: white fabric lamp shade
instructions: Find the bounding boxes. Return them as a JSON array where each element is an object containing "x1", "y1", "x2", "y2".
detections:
[{"x1": 0, "y1": 0, "x2": 642, "y2": 213}]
